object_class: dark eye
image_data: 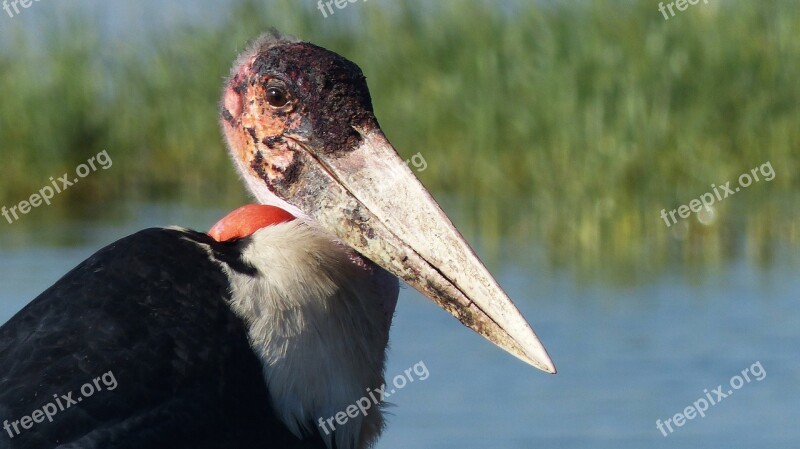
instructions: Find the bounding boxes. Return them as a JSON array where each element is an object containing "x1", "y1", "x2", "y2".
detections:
[{"x1": 266, "y1": 87, "x2": 289, "y2": 108}]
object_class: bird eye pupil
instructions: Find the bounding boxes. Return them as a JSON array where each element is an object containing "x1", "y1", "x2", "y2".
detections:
[{"x1": 266, "y1": 87, "x2": 288, "y2": 107}]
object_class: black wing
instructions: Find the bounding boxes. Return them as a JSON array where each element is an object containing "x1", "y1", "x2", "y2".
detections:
[{"x1": 0, "y1": 228, "x2": 326, "y2": 449}]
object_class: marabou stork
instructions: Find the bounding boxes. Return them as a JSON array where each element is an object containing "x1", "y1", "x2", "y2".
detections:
[{"x1": 0, "y1": 33, "x2": 555, "y2": 449}]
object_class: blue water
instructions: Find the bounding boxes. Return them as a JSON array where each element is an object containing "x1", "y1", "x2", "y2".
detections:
[{"x1": 1, "y1": 205, "x2": 797, "y2": 448}]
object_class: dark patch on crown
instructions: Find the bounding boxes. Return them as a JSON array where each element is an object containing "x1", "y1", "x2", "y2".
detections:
[{"x1": 251, "y1": 42, "x2": 377, "y2": 156}]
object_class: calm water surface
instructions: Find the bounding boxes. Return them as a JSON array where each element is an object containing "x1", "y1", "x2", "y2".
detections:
[{"x1": 0, "y1": 204, "x2": 798, "y2": 448}]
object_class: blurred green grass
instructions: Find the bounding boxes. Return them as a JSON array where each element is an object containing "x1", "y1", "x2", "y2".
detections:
[{"x1": 0, "y1": 0, "x2": 798, "y2": 277}]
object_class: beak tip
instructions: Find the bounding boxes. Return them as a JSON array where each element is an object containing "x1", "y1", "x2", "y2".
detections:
[
  {"x1": 526, "y1": 352, "x2": 557, "y2": 375},
  {"x1": 514, "y1": 334, "x2": 557, "y2": 374}
]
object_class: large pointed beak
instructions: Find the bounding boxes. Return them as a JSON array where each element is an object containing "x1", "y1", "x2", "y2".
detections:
[{"x1": 270, "y1": 128, "x2": 555, "y2": 374}]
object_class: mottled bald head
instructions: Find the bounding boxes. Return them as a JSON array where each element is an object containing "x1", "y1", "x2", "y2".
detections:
[{"x1": 222, "y1": 33, "x2": 376, "y2": 165}]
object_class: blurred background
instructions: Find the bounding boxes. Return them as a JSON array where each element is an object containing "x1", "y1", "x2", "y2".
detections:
[{"x1": 0, "y1": 0, "x2": 798, "y2": 447}]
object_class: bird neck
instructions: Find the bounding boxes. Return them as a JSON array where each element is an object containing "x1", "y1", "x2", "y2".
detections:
[{"x1": 226, "y1": 220, "x2": 398, "y2": 449}]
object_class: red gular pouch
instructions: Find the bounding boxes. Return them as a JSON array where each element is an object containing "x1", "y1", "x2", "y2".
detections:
[{"x1": 209, "y1": 204, "x2": 295, "y2": 242}]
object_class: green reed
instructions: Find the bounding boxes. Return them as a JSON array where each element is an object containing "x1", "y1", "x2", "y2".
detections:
[{"x1": 0, "y1": 0, "x2": 797, "y2": 277}]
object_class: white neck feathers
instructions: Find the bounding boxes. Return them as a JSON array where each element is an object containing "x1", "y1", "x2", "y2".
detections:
[{"x1": 225, "y1": 220, "x2": 397, "y2": 449}]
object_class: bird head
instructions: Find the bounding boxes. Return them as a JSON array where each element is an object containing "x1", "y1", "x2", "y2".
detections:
[{"x1": 218, "y1": 33, "x2": 555, "y2": 374}]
